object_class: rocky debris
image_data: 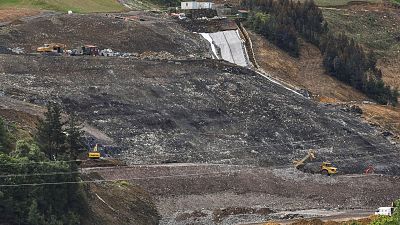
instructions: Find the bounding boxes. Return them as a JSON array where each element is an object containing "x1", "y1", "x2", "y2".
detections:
[
  {"x1": 340, "y1": 104, "x2": 363, "y2": 115},
  {"x1": 0, "y1": 12, "x2": 212, "y2": 58},
  {"x1": 178, "y1": 17, "x2": 238, "y2": 33},
  {"x1": 139, "y1": 51, "x2": 204, "y2": 60},
  {"x1": 184, "y1": 9, "x2": 218, "y2": 20},
  {"x1": 212, "y1": 207, "x2": 275, "y2": 223},
  {"x1": 8, "y1": 47, "x2": 24, "y2": 54},
  {"x1": 82, "y1": 181, "x2": 160, "y2": 225},
  {"x1": 86, "y1": 164, "x2": 400, "y2": 225},
  {"x1": 0, "y1": 55, "x2": 399, "y2": 175}
]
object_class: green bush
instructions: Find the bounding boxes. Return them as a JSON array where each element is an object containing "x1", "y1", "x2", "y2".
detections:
[{"x1": 370, "y1": 200, "x2": 400, "y2": 225}]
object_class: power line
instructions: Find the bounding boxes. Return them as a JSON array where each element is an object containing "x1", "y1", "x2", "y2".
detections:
[
  {"x1": 0, "y1": 159, "x2": 88, "y2": 167},
  {"x1": 0, "y1": 171, "x2": 81, "y2": 178}
]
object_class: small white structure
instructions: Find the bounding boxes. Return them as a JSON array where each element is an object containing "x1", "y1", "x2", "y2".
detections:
[
  {"x1": 68, "y1": 10, "x2": 73, "y2": 14},
  {"x1": 181, "y1": 1, "x2": 214, "y2": 10},
  {"x1": 375, "y1": 207, "x2": 395, "y2": 216}
]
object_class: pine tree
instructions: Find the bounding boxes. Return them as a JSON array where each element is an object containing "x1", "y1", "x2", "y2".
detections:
[
  {"x1": 36, "y1": 103, "x2": 66, "y2": 160},
  {"x1": 65, "y1": 114, "x2": 84, "y2": 160},
  {"x1": 0, "y1": 117, "x2": 11, "y2": 153}
]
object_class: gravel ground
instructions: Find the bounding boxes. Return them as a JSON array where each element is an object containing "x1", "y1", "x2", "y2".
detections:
[{"x1": 83, "y1": 164, "x2": 400, "y2": 224}]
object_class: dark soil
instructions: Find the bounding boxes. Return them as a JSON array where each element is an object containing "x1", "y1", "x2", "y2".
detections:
[{"x1": 0, "y1": 54, "x2": 399, "y2": 175}]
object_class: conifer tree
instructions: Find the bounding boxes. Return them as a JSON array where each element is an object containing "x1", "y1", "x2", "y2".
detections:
[{"x1": 36, "y1": 102, "x2": 66, "y2": 160}]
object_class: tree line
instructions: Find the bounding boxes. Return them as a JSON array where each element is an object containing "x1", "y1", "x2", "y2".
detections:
[
  {"x1": 244, "y1": 0, "x2": 398, "y2": 105},
  {"x1": 0, "y1": 103, "x2": 87, "y2": 225},
  {"x1": 244, "y1": 0, "x2": 325, "y2": 57},
  {"x1": 321, "y1": 33, "x2": 399, "y2": 105}
]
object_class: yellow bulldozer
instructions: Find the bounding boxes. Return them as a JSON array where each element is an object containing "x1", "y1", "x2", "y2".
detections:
[
  {"x1": 293, "y1": 149, "x2": 337, "y2": 175},
  {"x1": 37, "y1": 43, "x2": 66, "y2": 53}
]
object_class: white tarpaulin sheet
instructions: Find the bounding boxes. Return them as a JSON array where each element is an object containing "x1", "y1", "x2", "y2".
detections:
[{"x1": 201, "y1": 30, "x2": 249, "y2": 67}]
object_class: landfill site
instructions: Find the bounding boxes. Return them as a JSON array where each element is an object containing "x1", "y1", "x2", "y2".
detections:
[{"x1": 0, "y1": 7, "x2": 400, "y2": 225}]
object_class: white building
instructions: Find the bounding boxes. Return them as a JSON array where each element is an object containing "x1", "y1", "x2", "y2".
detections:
[
  {"x1": 375, "y1": 207, "x2": 395, "y2": 216},
  {"x1": 181, "y1": 1, "x2": 214, "y2": 10}
]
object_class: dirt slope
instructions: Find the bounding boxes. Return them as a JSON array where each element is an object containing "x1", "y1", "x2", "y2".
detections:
[
  {"x1": 0, "y1": 13, "x2": 211, "y2": 57},
  {"x1": 248, "y1": 31, "x2": 367, "y2": 102},
  {"x1": 82, "y1": 181, "x2": 160, "y2": 225},
  {"x1": 0, "y1": 8, "x2": 41, "y2": 23},
  {"x1": 0, "y1": 0, "x2": 125, "y2": 13},
  {"x1": 85, "y1": 164, "x2": 400, "y2": 224}
]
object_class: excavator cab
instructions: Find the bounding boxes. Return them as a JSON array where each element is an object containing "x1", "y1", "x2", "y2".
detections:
[
  {"x1": 321, "y1": 162, "x2": 337, "y2": 175},
  {"x1": 88, "y1": 144, "x2": 101, "y2": 159}
]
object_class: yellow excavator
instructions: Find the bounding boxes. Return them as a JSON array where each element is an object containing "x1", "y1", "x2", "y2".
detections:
[
  {"x1": 293, "y1": 149, "x2": 337, "y2": 175},
  {"x1": 37, "y1": 43, "x2": 66, "y2": 53},
  {"x1": 88, "y1": 144, "x2": 101, "y2": 159}
]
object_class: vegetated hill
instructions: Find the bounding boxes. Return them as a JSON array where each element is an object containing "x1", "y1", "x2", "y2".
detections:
[
  {"x1": 248, "y1": 31, "x2": 368, "y2": 102},
  {"x1": 0, "y1": 54, "x2": 399, "y2": 175},
  {"x1": 249, "y1": 24, "x2": 400, "y2": 142},
  {"x1": 0, "y1": 0, "x2": 125, "y2": 13},
  {"x1": 0, "y1": 13, "x2": 211, "y2": 58}
]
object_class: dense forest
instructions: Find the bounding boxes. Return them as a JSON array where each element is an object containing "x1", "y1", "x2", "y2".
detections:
[
  {"x1": 0, "y1": 103, "x2": 87, "y2": 225},
  {"x1": 244, "y1": 0, "x2": 398, "y2": 105}
]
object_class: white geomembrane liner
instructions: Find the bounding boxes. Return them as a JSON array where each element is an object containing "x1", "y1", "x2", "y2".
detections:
[{"x1": 200, "y1": 30, "x2": 249, "y2": 67}]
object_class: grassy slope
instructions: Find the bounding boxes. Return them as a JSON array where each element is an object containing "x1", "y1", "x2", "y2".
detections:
[
  {"x1": 322, "y1": 8, "x2": 400, "y2": 58},
  {"x1": 248, "y1": 31, "x2": 368, "y2": 102},
  {"x1": 0, "y1": 0, "x2": 125, "y2": 13},
  {"x1": 322, "y1": 5, "x2": 400, "y2": 90}
]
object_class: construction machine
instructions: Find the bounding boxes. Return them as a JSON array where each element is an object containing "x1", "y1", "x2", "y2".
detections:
[
  {"x1": 320, "y1": 162, "x2": 337, "y2": 175},
  {"x1": 82, "y1": 45, "x2": 99, "y2": 56},
  {"x1": 37, "y1": 43, "x2": 66, "y2": 53},
  {"x1": 88, "y1": 143, "x2": 101, "y2": 159},
  {"x1": 293, "y1": 149, "x2": 316, "y2": 169},
  {"x1": 293, "y1": 149, "x2": 337, "y2": 175}
]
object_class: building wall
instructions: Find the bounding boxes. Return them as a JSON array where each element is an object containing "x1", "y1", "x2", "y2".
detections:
[
  {"x1": 181, "y1": 1, "x2": 214, "y2": 9},
  {"x1": 181, "y1": 2, "x2": 197, "y2": 9}
]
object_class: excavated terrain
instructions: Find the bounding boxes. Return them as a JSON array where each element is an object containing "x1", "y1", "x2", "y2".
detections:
[
  {"x1": 1, "y1": 12, "x2": 400, "y2": 225},
  {"x1": 0, "y1": 54, "x2": 399, "y2": 175},
  {"x1": 0, "y1": 12, "x2": 211, "y2": 57},
  {"x1": 84, "y1": 164, "x2": 400, "y2": 224}
]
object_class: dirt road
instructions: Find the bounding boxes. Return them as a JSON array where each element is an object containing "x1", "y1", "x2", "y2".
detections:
[{"x1": 241, "y1": 209, "x2": 373, "y2": 224}]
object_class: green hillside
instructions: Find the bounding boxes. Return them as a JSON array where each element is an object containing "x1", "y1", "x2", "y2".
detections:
[{"x1": 0, "y1": 0, "x2": 126, "y2": 13}]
